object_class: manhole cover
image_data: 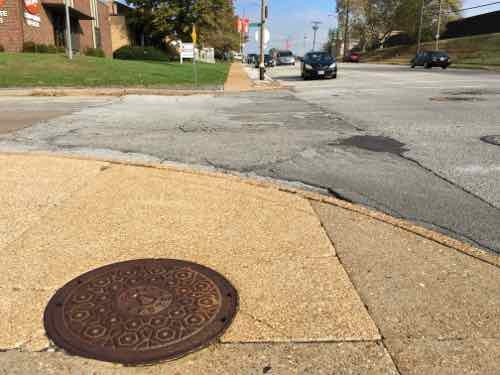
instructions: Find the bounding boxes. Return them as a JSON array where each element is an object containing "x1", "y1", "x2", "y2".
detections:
[
  {"x1": 44, "y1": 259, "x2": 238, "y2": 365},
  {"x1": 481, "y1": 135, "x2": 500, "y2": 146}
]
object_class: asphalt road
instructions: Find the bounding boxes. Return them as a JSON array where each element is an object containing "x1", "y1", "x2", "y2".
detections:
[{"x1": 1, "y1": 63, "x2": 499, "y2": 253}]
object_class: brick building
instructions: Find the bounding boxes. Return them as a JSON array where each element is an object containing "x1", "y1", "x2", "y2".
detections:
[{"x1": 0, "y1": 0, "x2": 112, "y2": 56}]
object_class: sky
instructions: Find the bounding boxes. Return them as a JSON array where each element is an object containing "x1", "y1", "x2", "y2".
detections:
[{"x1": 235, "y1": 0, "x2": 500, "y2": 55}]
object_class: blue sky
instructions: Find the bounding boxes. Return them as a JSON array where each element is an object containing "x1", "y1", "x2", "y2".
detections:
[{"x1": 235, "y1": 0, "x2": 500, "y2": 54}]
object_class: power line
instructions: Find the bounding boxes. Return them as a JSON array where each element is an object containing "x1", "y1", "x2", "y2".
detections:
[{"x1": 427, "y1": 0, "x2": 500, "y2": 13}]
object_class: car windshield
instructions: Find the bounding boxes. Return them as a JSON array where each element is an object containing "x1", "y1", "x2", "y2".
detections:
[
  {"x1": 305, "y1": 53, "x2": 334, "y2": 63},
  {"x1": 279, "y1": 51, "x2": 293, "y2": 57},
  {"x1": 430, "y1": 51, "x2": 448, "y2": 58}
]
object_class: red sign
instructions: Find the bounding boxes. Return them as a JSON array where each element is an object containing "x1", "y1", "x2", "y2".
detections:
[
  {"x1": 236, "y1": 18, "x2": 242, "y2": 33},
  {"x1": 0, "y1": 0, "x2": 5, "y2": 7},
  {"x1": 24, "y1": 0, "x2": 40, "y2": 15},
  {"x1": 242, "y1": 18, "x2": 249, "y2": 33}
]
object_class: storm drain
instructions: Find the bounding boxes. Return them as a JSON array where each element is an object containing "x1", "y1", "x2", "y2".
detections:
[
  {"x1": 44, "y1": 259, "x2": 238, "y2": 365},
  {"x1": 481, "y1": 135, "x2": 500, "y2": 147}
]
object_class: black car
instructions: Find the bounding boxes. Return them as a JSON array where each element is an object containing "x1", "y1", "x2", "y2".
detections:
[
  {"x1": 246, "y1": 54, "x2": 258, "y2": 65},
  {"x1": 301, "y1": 52, "x2": 337, "y2": 79},
  {"x1": 254, "y1": 54, "x2": 276, "y2": 68},
  {"x1": 411, "y1": 51, "x2": 451, "y2": 69}
]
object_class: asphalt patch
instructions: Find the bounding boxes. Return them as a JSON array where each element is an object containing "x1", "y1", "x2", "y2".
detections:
[
  {"x1": 331, "y1": 135, "x2": 409, "y2": 155},
  {"x1": 430, "y1": 96, "x2": 486, "y2": 102},
  {"x1": 480, "y1": 135, "x2": 500, "y2": 147},
  {"x1": 444, "y1": 89, "x2": 500, "y2": 96}
]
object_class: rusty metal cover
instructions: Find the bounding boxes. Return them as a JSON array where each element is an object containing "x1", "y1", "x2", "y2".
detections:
[{"x1": 44, "y1": 259, "x2": 238, "y2": 365}]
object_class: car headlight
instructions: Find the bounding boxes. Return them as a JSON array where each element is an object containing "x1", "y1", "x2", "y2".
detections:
[
  {"x1": 305, "y1": 64, "x2": 313, "y2": 70},
  {"x1": 329, "y1": 63, "x2": 337, "y2": 68}
]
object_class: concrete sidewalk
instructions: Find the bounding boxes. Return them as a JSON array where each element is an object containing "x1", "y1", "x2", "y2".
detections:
[{"x1": 0, "y1": 153, "x2": 498, "y2": 374}]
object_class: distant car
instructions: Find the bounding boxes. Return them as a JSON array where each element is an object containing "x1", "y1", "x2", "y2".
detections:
[
  {"x1": 411, "y1": 51, "x2": 451, "y2": 69},
  {"x1": 246, "y1": 54, "x2": 258, "y2": 65},
  {"x1": 276, "y1": 50, "x2": 296, "y2": 66},
  {"x1": 254, "y1": 54, "x2": 276, "y2": 68},
  {"x1": 343, "y1": 51, "x2": 361, "y2": 63},
  {"x1": 301, "y1": 52, "x2": 337, "y2": 80}
]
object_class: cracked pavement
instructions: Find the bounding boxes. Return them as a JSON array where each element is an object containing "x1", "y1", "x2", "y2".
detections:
[{"x1": 1, "y1": 64, "x2": 500, "y2": 254}]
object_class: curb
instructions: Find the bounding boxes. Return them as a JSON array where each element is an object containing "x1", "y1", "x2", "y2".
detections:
[
  {"x1": 0, "y1": 85, "x2": 284, "y2": 97},
  {"x1": 2, "y1": 151, "x2": 499, "y2": 267}
]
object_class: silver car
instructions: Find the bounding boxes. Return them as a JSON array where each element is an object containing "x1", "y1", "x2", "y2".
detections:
[{"x1": 277, "y1": 51, "x2": 295, "y2": 66}]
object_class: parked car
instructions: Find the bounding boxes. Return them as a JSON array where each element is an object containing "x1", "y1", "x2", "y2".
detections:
[
  {"x1": 254, "y1": 54, "x2": 276, "y2": 68},
  {"x1": 411, "y1": 51, "x2": 451, "y2": 69},
  {"x1": 246, "y1": 53, "x2": 258, "y2": 65},
  {"x1": 276, "y1": 50, "x2": 296, "y2": 65},
  {"x1": 343, "y1": 51, "x2": 361, "y2": 63},
  {"x1": 301, "y1": 52, "x2": 337, "y2": 80}
]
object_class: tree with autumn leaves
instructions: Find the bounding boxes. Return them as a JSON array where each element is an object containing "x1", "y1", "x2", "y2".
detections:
[
  {"x1": 335, "y1": 0, "x2": 463, "y2": 51},
  {"x1": 126, "y1": 0, "x2": 240, "y2": 57}
]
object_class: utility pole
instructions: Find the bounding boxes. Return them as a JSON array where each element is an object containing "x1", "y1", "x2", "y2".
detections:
[
  {"x1": 435, "y1": 0, "x2": 443, "y2": 50},
  {"x1": 416, "y1": 0, "x2": 425, "y2": 53},
  {"x1": 64, "y1": 0, "x2": 73, "y2": 59},
  {"x1": 259, "y1": 0, "x2": 267, "y2": 80},
  {"x1": 343, "y1": 0, "x2": 350, "y2": 58},
  {"x1": 303, "y1": 34, "x2": 308, "y2": 55},
  {"x1": 312, "y1": 21, "x2": 321, "y2": 51}
]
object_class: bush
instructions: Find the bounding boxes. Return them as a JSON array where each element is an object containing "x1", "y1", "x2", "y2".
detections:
[
  {"x1": 84, "y1": 47, "x2": 105, "y2": 57},
  {"x1": 22, "y1": 42, "x2": 53, "y2": 53},
  {"x1": 23, "y1": 41, "x2": 36, "y2": 52},
  {"x1": 114, "y1": 46, "x2": 170, "y2": 62},
  {"x1": 36, "y1": 44, "x2": 49, "y2": 53},
  {"x1": 47, "y1": 45, "x2": 65, "y2": 54}
]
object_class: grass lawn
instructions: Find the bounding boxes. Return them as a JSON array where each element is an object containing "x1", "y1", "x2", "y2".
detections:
[
  {"x1": 0, "y1": 53, "x2": 230, "y2": 88},
  {"x1": 361, "y1": 33, "x2": 500, "y2": 69}
]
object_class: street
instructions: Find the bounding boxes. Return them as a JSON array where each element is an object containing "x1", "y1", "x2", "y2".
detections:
[{"x1": 1, "y1": 63, "x2": 499, "y2": 253}]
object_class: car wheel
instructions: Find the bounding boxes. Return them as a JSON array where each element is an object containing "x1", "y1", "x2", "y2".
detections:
[
  {"x1": 411, "y1": 63, "x2": 416, "y2": 68},
  {"x1": 424, "y1": 62, "x2": 431, "y2": 69},
  {"x1": 331, "y1": 74, "x2": 337, "y2": 79},
  {"x1": 442, "y1": 66, "x2": 447, "y2": 69}
]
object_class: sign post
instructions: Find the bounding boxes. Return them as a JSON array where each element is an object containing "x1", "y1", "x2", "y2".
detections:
[{"x1": 191, "y1": 24, "x2": 198, "y2": 87}]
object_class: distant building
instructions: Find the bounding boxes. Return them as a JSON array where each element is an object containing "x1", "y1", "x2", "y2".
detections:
[
  {"x1": 443, "y1": 10, "x2": 500, "y2": 39},
  {"x1": 0, "y1": 0, "x2": 112, "y2": 56}
]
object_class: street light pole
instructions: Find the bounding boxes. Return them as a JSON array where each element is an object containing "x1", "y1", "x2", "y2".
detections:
[
  {"x1": 259, "y1": 0, "x2": 266, "y2": 80},
  {"x1": 416, "y1": 0, "x2": 425, "y2": 53},
  {"x1": 435, "y1": 0, "x2": 443, "y2": 50},
  {"x1": 64, "y1": 0, "x2": 73, "y2": 59},
  {"x1": 312, "y1": 21, "x2": 321, "y2": 51}
]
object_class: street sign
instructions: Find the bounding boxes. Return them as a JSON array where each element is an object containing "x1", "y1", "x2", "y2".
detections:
[
  {"x1": 180, "y1": 43, "x2": 194, "y2": 64},
  {"x1": 249, "y1": 22, "x2": 261, "y2": 27},
  {"x1": 191, "y1": 25, "x2": 197, "y2": 44},
  {"x1": 255, "y1": 27, "x2": 270, "y2": 44}
]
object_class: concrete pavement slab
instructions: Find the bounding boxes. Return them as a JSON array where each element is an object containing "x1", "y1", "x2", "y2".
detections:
[
  {"x1": 0, "y1": 342, "x2": 399, "y2": 374},
  {"x1": 0, "y1": 154, "x2": 108, "y2": 249},
  {"x1": 385, "y1": 338, "x2": 500, "y2": 375},
  {"x1": 312, "y1": 201, "x2": 500, "y2": 340},
  {"x1": 0, "y1": 155, "x2": 377, "y2": 352},
  {"x1": 221, "y1": 257, "x2": 380, "y2": 342}
]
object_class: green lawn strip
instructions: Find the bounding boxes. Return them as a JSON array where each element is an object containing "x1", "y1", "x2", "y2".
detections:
[{"x1": 0, "y1": 53, "x2": 230, "y2": 88}]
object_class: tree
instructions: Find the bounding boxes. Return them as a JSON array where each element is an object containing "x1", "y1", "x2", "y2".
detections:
[
  {"x1": 126, "y1": 0, "x2": 240, "y2": 55},
  {"x1": 335, "y1": 0, "x2": 463, "y2": 51}
]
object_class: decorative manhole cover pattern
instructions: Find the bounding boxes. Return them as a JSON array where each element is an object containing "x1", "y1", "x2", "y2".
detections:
[
  {"x1": 481, "y1": 135, "x2": 500, "y2": 146},
  {"x1": 44, "y1": 259, "x2": 238, "y2": 365}
]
